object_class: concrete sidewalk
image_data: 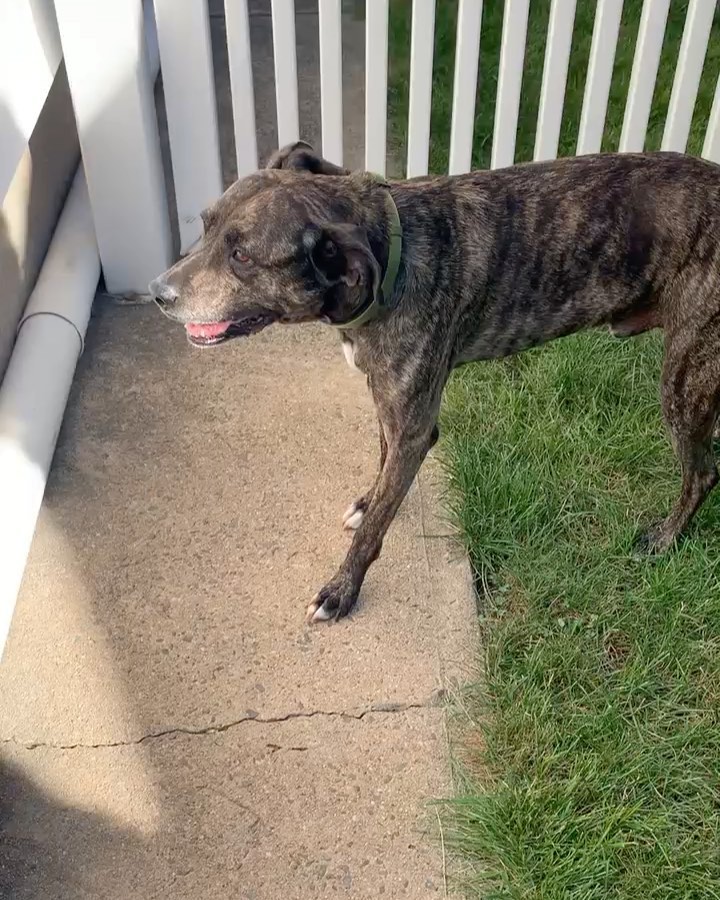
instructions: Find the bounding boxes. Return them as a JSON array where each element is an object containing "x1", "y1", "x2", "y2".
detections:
[
  {"x1": 0, "y1": 3, "x2": 476, "y2": 897},
  {"x1": 1, "y1": 314, "x2": 475, "y2": 898}
]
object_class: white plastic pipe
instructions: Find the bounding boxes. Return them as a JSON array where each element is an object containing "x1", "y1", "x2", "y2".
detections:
[
  {"x1": 0, "y1": 167, "x2": 98, "y2": 658},
  {"x1": 0, "y1": 2, "x2": 161, "y2": 660}
]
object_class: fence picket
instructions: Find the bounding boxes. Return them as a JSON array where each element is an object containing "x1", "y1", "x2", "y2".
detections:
[
  {"x1": 271, "y1": 0, "x2": 300, "y2": 147},
  {"x1": 577, "y1": 0, "x2": 623, "y2": 155},
  {"x1": 662, "y1": 0, "x2": 715, "y2": 153},
  {"x1": 365, "y1": 0, "x2": 389, "y2": 175},
  {"x1": 225, "y1": 0, "x2": 258, "y2": 176},
  {"x1": 492, "y1": 0, "x2": 530, "y2": 169},
  {"x1": 449, "y1": 0, "x2": 483, "y2": 175},
  {"x1": 619, "y1": 0, "x2": 671, "y2": 152},
  {"x1": 703, "y1": 73, "x2": 720, "y2": 164},
  {"x1": 154, "y1": 0, "x2": 222, "y2": 253},
  {"x1": 318, "y1": 0, "x2": 343, "y2": 165},
  {"x1": 534, "y1": 0, "x2": 578, "y2": 161},
  {"x1": 407, "y1": 0, "x2": 436, "y2": 178}
]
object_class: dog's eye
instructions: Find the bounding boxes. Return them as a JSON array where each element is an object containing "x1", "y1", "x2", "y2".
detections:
[
  {"x1": 232, "y1": 250, "x2": 252, "y2": 265},
  {"x1": 323, "y1": 240, "x2": 337, "y2": 258}
]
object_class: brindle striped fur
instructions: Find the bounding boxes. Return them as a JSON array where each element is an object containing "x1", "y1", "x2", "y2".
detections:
[{"x1": 151, "y1": 145, "x2": 720, "y2": 623}]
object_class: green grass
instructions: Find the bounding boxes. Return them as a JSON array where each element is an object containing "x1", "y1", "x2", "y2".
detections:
[
  {"x1": 441, "y1": 335, "x2": 720, "y2": 898},
  {"x1": 387, "y1": 2, "x2": 720, "y2": 897},
  {"x1": 388, "y1": 1, "x2": 720, "y2": 174}
]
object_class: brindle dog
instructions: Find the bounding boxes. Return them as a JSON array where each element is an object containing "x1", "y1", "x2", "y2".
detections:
[{"x1": 150, "y1": 144, "x2": 720, "y2": 623}]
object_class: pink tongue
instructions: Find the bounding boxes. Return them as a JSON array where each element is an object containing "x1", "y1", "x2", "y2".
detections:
[{"x1": 185, "y1": 321, "x2": 232, "y2": 339}]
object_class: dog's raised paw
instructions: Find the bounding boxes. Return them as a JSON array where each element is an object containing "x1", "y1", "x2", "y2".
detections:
[{"x1": 342, "y1": 499, "x2": 367, "y2": 531}]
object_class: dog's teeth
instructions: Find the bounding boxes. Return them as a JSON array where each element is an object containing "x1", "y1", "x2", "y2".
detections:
[{"x1": 344, "y1": 510, "x2": 364, "y2": 530}]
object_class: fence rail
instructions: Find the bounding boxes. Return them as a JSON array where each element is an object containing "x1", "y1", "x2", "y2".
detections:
[{"x1": 5, "y1": 0, "x2": 720, "y2": 295}]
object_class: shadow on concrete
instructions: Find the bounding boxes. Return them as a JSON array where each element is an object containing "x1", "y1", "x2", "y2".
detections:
[{"x1": 0, "y1": 758, "x2": 149, "y2": 900}]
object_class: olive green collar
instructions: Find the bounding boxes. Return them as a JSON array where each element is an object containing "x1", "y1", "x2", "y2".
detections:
[{"x1": 332, "y1": 188, "x2": 402, "y2": 329}]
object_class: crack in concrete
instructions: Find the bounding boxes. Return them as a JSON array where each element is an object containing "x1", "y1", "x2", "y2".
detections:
[{"x1": 1, "y1": 698, "x2": 441, "y2": 751}]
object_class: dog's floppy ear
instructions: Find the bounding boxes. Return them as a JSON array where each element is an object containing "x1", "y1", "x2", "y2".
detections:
[
  {"x1": 304, "y1": 223, "x2": 381, "y2": 322},
  {"x1": 266, "y1": 142, "x2": 350, "y2": 176}
]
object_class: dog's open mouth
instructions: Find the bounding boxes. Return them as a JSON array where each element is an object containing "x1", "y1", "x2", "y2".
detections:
[{"x1": 185, "y1": 314, "x2": 274, "y2": 347}]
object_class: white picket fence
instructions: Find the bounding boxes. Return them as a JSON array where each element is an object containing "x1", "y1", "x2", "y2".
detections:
[{"x1": 10, "y1": 0, "x2": 720, "y2": 297}]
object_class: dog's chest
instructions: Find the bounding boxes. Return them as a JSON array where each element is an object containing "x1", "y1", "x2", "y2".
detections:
[{"x1": 341, "y1": 338, "x2": 364, "y2": 374}]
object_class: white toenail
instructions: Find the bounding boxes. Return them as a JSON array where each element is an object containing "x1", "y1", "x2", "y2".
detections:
[
  {"x1": 311, "y1": 605, "x2": 332, "y2": 623},
  {"x1": 305, "y1": 597, "x2": 320, "y2": 624},
  {"x1": 344, "y1": 510, "x2": 364, "y2": 530}
]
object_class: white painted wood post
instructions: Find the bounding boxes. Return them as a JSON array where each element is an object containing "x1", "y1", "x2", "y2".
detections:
[
  {"x1": 449, "y1": 0, "x2": 483, "y2": 175},
  {"x1": 365, "y1": 0, "x2": 389, "y2": 175},
  {"x1": 619, "y1": 0, "x2": 671, "y2": 153},
  {"x1": 491, "y1": 0, "x2": 530, "y2": 169},
  {"x1": 53, "y1": 0, "x2": 172, "y2": 294},
  {"x1": 0, "y1": 0, "x2": 62, "y2": 199},
  {"x1": 271, "y1": 0, "x2": 300, "y2": 147},
  {"x1": 406, "y1": 0, "x2": 436, "y2": 178},
  {"x1": 318, "y1": 0, "x2": 343, "y2": 165},
  {"x1": 534, "y1": 0, "x2": 578, "y2": 161},
  {"x1": 661, "y1": 0, "x2": 715, "y2": 153},
  {"x1": 225, "y1": 0, "x2": 258, "y2": 177},
  {"x1": 703, "y1": 73, "x2": 720, "y2": 165},
  {"x1": 576, "y1": 0, "x2": 623, "y2": 155},
  {"x1": 154, "y1": 0, "x2": 223, "y2": 254}
]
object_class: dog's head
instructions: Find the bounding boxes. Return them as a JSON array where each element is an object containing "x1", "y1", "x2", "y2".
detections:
[{"x1": 149, "y1": 143, "x2": 384, "y2": 347}]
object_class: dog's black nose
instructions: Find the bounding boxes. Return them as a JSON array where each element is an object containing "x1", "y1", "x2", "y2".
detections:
[{"x1": 149, "y1": 278, "x2": 178, "y2": 307}]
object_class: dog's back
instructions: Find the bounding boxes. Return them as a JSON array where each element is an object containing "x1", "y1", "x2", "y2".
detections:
[{"x1": 392, "y1": 152, "x2": 720, "y2": 362}]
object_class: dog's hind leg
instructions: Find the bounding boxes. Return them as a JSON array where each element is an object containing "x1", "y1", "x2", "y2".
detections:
[{"x1": 636, "y1": 319, "x2": 720, "y2": 553}]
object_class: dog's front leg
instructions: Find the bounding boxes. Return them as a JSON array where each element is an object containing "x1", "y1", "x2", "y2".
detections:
[
  {"x1": 342, "y1": 420, "x2": 440, "y2": 531},
  {"x1": 307, "y1": 421, "x2": 437, "y2": 623},
  {"x1": 341, "y1": 418, "x2": 387, "y2": 530}
]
